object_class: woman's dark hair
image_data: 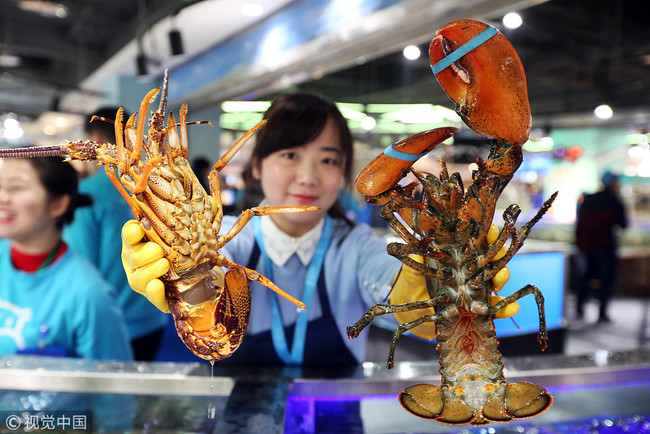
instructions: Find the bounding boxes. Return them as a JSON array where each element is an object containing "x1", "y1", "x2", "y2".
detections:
[
  {"x1": 28, "y1": 157, "x2": 91, "y2": 229},
  {"x1": 242, "y1": 92, "x2": 355, "y2": 225}
]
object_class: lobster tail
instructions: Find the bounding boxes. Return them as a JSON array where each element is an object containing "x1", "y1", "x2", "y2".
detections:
[
  {"x1": 399, "y1": 381, "x2": 552, "y2": 424},
  {"x1": 168, "y1": 267, "x2": 251, "y2": 361}
]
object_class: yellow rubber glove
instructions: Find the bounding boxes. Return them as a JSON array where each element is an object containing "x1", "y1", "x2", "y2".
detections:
[
  {"x1": 490, "y1": 295, "x2": 520, "y2": 319},
  {"x1": 487, "y1": 223, "x2": 518, "y2": 318},
  {"x1": 121, "y1": 220, "x2": 171, "y2": 313},
  {"x1": 390, "y1": 255, "x2": 437, "y2": 340}
]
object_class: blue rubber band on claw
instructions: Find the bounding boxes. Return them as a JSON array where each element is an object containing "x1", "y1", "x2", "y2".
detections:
[
  {"x1": 383, "y1": 143, "x2": 429, "y2": 162},
  {"x1": 431, "y1": 26, "x2": 498, "y2": 75}
]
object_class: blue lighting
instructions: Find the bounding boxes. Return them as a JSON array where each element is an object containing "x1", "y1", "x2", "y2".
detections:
[{"x1": 285, "y1": 379, "x2": 650, "y2": 433}]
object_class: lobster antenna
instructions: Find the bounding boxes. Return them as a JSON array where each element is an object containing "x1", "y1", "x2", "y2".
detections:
[
  {"x1": 158, "y1": 69, "x2": 169, "y2": 115},
  {"x1": 0, "y1": 144, "x2": 67, "y2": 159}
]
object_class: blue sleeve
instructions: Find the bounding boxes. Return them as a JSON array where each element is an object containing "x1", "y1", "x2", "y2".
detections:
[{"x1": 350, "y1": 224, "x2": 402, "y2": 305}]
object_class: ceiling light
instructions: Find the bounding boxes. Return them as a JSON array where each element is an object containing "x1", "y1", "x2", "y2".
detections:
[
  {"x1": 361, "y1": 116, "x2": 376, "y2": 131},
  {"x1": 18, "y1": 0, "x2": 68, "y2": 18},
  {"x1": 594, "y1": 104, "x2": 613, "y2": 119},
  {"x1": 382, "y1": 104, "x2": 455, "y2": 124},
  {"x1": 43, "y1": 124, "x2": 57, "y2": 136},
  {"x1": 403, "y1": 45, "x2": 421, "y2": 60},
  {"x1": 221, "y1": 101, "x2": 271, "y2": 112},
  {"x1": 337, "y1": 105, "x2": 366, "y2": 121},
  {"x1": 2, "y1": 117, "x2": 23, "y2": 141},
  {"x1": 0, "y1": 53, "x2": 22, "y2": 68},
  {"x1": 241, "y1": 3, "x2": 263, "y2": 17},
  {"x1": 4, "y1": 117, "x2": 19, "y2": 129},
  {"x1": 502, "y1": 12, "x2": 522, "y2": 29},
  {"x1": 540, "y1": 136, "x2": 554, "y2": 149},
  {"x1": 55, "y1": 116, "x2": 68, "y2": 128}
]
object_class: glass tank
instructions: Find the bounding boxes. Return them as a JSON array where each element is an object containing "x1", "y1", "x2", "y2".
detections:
[{"x1": 1, "y1": 350, "x2": 648, "y2": 433}]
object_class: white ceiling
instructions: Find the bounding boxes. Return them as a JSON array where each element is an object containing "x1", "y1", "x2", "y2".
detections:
[{"x1": 64, "y1": 0, "x2": 299, "y2": 116}]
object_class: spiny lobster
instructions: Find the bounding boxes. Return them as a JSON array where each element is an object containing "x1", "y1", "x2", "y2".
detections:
[
  {"x1": 0, "y1": 71, "x2": 315, "y2": 362},
  {"x1": 347, "y1": 20, "x2": 556, "y2": 424}
]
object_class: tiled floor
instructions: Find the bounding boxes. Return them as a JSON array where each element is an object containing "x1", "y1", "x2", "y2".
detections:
[{"x1": 563, "y1": 294, "x2": 650, "y2": 356}]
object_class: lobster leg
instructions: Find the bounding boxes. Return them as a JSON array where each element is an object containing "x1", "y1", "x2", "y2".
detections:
[
  {"x1": 133, "y1": 108, "x2": 165, "y2": 194},
  {"x1": 347, "y1": 291, "x2": 451, "y2": 339},
  {"x1": 379, "y1": 190, "x2": 426, "y2": 244},
  {"x1": 213, "y1": 120, "x2": 267, "y2": 172},
  {"x1": 104, "y1": 166, "x2": 144, "y2": 219},
  {"x1": 215, "y1": 257, "x2": 307, "y2": 310},
  {"x1": 129, "y1": 88, "x2": 161, "y2": 181},
  {"x1": 113, "y1": 106, "x2": 129, "y2": 175},
  {"x1": 475, "y1": 207, "x2": 519, "y2": 268},
  {"x1": 386, "y1": 312, "x2": 442, "y2": 369},
  {"x1": 208, "y1": 119, "x2": 267, "y2": 224},
  {"x1": 102, "y1": 106, "x2": 148, "y2": 218},
  {"x1": 485, "y1": 192, "x2": 557, "y2": 279},
  {"x1": 487, "y1": 284, "x2": 548, "y2": 350},
  {"x1": 216, "y1": 205, "x2": 318, "y2": 248},
  {"x1": 386, "y1": 242, "x2": 448, "y2": 279}
]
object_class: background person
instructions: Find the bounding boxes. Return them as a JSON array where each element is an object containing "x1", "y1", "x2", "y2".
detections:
[
  {"x1": 63, "y1": 107, "x2": 168, "y2": 361},
  {"x1": 0, "y1": 156, "x2": 132, "y2": 360},
  {"x1": 575, "y1": 171, "x2": 628, "y2": 322}
]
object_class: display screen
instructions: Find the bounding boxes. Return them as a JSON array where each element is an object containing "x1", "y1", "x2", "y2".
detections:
[{"x1": 493, "y1": 251, "x2": 565, "y2": 337}]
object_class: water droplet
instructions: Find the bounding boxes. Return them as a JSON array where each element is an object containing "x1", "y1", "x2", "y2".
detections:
[{"x1": 210, "y1": 360, "x2": 215, "y2": 394}]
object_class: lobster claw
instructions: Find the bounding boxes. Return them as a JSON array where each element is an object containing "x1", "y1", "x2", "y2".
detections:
[
  {"x1": 429, "y1": 20, "x2": 531, "y2": 145},
  {"x1": 355, "y1": 127, "x2": 457, "y2": 198}
]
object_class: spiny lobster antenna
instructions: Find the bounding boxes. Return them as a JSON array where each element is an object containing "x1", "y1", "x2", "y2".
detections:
[
  {"x1": 158, "y1": 69, "x2": 169, "y2": 116},
  {"x1": 0, "y1": 144, "x2": 68, "y2": 159}
]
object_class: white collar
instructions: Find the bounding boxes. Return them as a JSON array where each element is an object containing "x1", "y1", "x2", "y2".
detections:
[{"x1": 260, "y1": 215, "x2": 325, "y2": 267}]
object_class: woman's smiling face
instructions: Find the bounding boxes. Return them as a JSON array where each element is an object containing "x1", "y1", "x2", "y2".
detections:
[
  {"x1": 0, "y1": 159, "x2": 62, "y2": 248},
  {"x1": 253, "y1": 117, "x2": 344, "y2": 237}
]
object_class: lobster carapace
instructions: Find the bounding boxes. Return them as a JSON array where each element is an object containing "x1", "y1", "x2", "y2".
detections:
[{"x1": 347, "y1": 20, "x2": 555, "y2": 425}]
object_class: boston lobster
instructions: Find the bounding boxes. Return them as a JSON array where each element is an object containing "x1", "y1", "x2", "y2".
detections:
[{"x1": 347, "y1": 20, "x2": 556, "y2": 424}]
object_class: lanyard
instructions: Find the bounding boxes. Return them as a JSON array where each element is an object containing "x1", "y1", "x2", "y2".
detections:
[
  {"x1": 252, "y1": 215, "x2": 332, "y2": 364},
  {"x1": 37, "y1": 242, "x2": 61, "y2": 271}
]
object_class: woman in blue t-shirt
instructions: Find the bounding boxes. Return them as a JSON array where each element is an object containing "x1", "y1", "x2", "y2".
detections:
[{"x1": 0, "y1": 156, "x2": 132, "y2": 361}]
